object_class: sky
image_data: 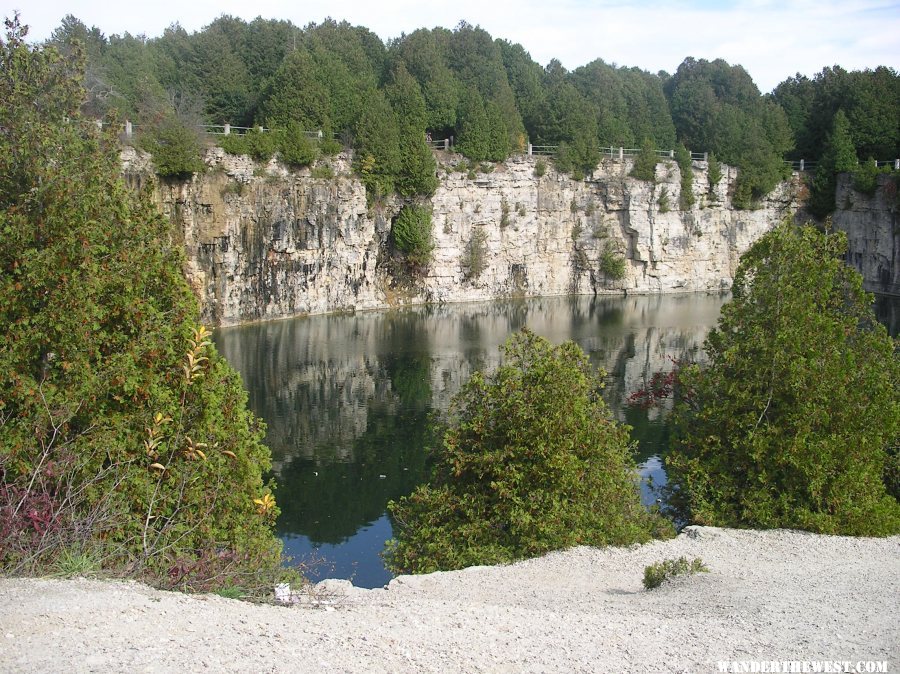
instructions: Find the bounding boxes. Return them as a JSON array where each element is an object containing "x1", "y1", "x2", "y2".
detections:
[{"x1": 6, "y1": 0, "x2": 900, "y2": 93}]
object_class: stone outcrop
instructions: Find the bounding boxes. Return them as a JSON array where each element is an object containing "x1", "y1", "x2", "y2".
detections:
[
  {"x1": 122, "y1": 147, "x2": 800, "y2": 326},
  {"x1": 831, "y1": 173, "x2": 899, "y2": 296}
]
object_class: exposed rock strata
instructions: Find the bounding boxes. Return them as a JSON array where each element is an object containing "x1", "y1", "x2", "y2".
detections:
[
  {"x1": 122, "y1": 147, "x2": 800, "y2": 326},
  {"x1": 832, "y1": 172, "x2": 899, "y2": 296}
]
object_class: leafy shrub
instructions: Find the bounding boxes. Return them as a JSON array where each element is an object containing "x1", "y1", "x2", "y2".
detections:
[
  {"x1": 667, "y1": 223, "x2": 900, "y2": 536},
  {"x1": 630, "y1": 138, "x2": 658, "y2": 182},
  {"x1": 643, "y1": 557, "x2": 708, "y2": 589},
  {"x1": 599, "y1": 241, "x2": 627, "y2": 280},
  {"x1": 321, "y1": 137, "x2": 343, "y2": 156},
  {"x1": 707, "y1": 153, "x2": 722, "y2": 199},
  {"x1": 658, "y1": 186, "x2": 670, "y2": 213},
  {"x1": 277, "y1": 123, "x2": 318, "y2": 168},
  {"x1": 311, "y1": 165, "x2": 335, "y2": 180},
  {"x1": 384, "y1": 330, "x2": 672, "y2": 574},
  {"x1": 392, "y1": 204, "x2": 434, "y2": 266},
  {"x1": 0, "y1": 20, "x2": 283, "y2": 590},
  {"x1": 534, "y1": 159, "x2": 547, "y2": 177},
  {"x1": 461, "y1": 228, "x2": 489, "y2": 280},
  {"x1": 139, "y1": 117, "x2": 206, "y2": 179},
  {"x1": 675, "y1": 143, "x2": 695, "y2": 210},
  {"x1": 852, "y1": 158, "x2": 883, "y2": 196},
  {"x1": 218, "y1": 133, "x2": 249, "y2": 157}
]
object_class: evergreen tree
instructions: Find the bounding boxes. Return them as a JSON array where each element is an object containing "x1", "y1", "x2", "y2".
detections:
[
  {"x1": 385, "y1": 330, "x2": 671, "y2": 574},
  {"x1": 0, "y1": 16, "x2": 281, "y2": 586},
  {"x1": 668, "y1": 223, "x2": 900, "y2": 536}
]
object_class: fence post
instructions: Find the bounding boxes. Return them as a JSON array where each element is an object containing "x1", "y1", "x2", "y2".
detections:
[
  {"x1": 528, "y1": 143, "x2": 533, "y2": 156},
  {"x1": 95, "y1": 120, "x2": 103, "y2": 130},
  {"x1": 704, "y1": 152, "x2": 708, "y2": 162},
  {"x1": 799, "y1": 159, "x2": 804, "y2": 171},
  {"x1": 618, "y1": 147, "x2": 624, "y2": 161},
  {"x1": 669, "y1": 150, "x2": 674, "y2": 158},
  {"x1": 318, "y1": 130, "x2": 323, "y2": 139},
  {"x1": 257, "y1": 126, "x2": 264, "y2": 134},
  {"x1": 125, "y1": 120, "x2": 132, "y2": 139},
  {"x1": 224, "y1": 123, "x2": 230, "y2": 135},
  {"x1": 895, "y1": 159, "x2": 899, "y2": 170},
  {"x1": 444, "y1": 138, "x2": 449, "y2": 151}
]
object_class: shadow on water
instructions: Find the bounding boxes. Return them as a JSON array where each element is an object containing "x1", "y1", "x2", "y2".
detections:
[{"x1": 215, "y1": 291, "x2": 899, "y2": 588}]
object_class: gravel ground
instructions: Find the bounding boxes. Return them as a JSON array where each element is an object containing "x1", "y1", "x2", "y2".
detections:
[{"x1": 0, "y1": 527, "x2": 897, "y2": 673}]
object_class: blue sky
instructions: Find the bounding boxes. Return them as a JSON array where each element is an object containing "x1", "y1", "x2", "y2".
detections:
[{"x1": 7, "y1": 0, "x2": 900, "y2": 92}]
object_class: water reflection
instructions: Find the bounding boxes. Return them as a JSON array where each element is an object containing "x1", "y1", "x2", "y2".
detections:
[{"x1": 215, "y1": 293, "x2": 730, "y2": 587}]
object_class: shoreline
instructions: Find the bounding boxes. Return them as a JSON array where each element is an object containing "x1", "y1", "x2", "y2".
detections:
[{"x1": 2, "y1": 527, "x2": 897, "y2": 673}]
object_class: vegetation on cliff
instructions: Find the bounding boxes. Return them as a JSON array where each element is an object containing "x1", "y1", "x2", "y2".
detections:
[
  {"x1": 0, "y1": 16, "x2": 284, "y2": 591},
  {"x1": 41, "y1": 13, "x2": 899, "y2": 207}
]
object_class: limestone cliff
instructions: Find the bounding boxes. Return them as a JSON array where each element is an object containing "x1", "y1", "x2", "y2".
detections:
[
  {"x1": 122, "y1": 147, "x2": 800, "y2": 326},
  {"x1": 831, "y1": 173, "x2": 899, "y2": 296}
]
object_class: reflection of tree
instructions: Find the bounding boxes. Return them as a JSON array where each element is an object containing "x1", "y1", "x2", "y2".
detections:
[
  {"x1": 276, "y1": 404, "x2": 433, "y2": 545},
  {"x1": 215, "y1": 293, "x2": 733, "y2": 550}
]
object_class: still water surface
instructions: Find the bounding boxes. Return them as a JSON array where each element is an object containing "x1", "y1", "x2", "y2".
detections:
[{"x1": 215, "y1": 292, "x2": 900, "y2": 588}]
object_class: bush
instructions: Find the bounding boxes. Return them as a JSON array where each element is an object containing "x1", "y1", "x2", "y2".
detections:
[
  {"x1": 392, "y1": 204, "x2": 434, "y2": 266},
  {"x1": 852, "y1": 158, "x2": 883, "y2": 196},
  {"x1": 599, "y1": 241, "x2": 627, "y2": 280},
  {"x1": 675, "y1": 143, "x2": 695, "y2": 210},
  {"x1": 643, "y1": 557, "x2": 708, "y2": 589},
  {"x1": 384, "y1": 330, "x2": 672, "y2": 574},
  {"x1": 0, "y1": 19, "x2": 283, "y2": 590},
  {"x1": 461, "y1": 228, "x2": 489, "y2": 280},
  {"x1": 707, "y1": 153, "x2": 722, "y2": 199},
  {"x1": 534, "y1": 159, "x2": 547, "y2": 178},
  {"x1": 139, "y1": 117, "x2": 206, "y2": 179},
  {"x1": 277, "y1": 123, "x2": 318, "y2": 168},
  {"x1": 630, "y1": 138, "x2": 658, "y2": 182},
  {"x1": 658, "y1": 186, "x2": 670, "y2": 213},
  {"x1": 667, "y1": 223, "x2": 900, "y2": 536}
]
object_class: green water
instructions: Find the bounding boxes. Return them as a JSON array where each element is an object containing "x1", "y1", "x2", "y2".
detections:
[{"x1": 214, "y1": 292, "x2": 900, "y2": 587}]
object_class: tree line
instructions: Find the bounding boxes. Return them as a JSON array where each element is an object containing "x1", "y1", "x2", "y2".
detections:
[{"x1": 48, "y1": 14, "x2": 900, "y2": 208}]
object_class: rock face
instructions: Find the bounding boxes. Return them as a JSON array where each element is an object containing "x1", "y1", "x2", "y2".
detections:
[
  {"x1": 122, "y1": 147, "x2": 800, "y2": 326},
  {"x1": 831, "y1": 172, "x2": 900, "y2": 296}
]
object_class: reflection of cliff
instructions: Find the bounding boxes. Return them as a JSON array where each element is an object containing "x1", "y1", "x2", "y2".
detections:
[
  {"x1": 214, "y1": 294, "x2": 727, "y2": 545},
  {"x1": 124, "y1": 147, "x2": 795, "y2": 326}
]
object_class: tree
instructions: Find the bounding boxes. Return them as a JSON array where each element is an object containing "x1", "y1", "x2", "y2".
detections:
[
  {"x1": 667, "y1": 223, "x2": 900, "y2": 536},
  {"x1": 385, "y1": 330, "x2": 671, "y2": 574},
  {"x1": 0, "y1": 16, "x2": 282, "y2": 588},
  {"x1": 808, "y1": 110, "x2": 858, "y2": 217}
]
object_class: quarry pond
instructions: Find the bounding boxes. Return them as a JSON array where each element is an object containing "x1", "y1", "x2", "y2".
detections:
[{"x1": 214, "y1": 292, "x2": 900, "y2": 588}]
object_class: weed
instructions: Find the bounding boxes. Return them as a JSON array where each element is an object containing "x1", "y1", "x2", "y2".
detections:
[{"x1": 643, "y1": 556, "x2": 708, "y2": 589}]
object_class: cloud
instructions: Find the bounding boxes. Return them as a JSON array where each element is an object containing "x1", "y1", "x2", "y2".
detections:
[{"x1": 3, "y1": 0, "x2": 898, "y2": 92}]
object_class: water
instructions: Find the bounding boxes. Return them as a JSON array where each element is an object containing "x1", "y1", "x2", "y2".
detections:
[{"x1": 214, "y1": 292, "x2": 900, "y2": 588}]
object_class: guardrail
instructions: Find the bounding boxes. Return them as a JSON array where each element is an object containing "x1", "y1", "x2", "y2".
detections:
[{"x1": 105, "y1": 120, "x2": 900, "y2": 172}]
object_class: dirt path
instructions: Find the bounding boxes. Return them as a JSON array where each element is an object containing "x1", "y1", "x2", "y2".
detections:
[{"x1": 1, "y1": 527, "x2": 897, "y2": 673}]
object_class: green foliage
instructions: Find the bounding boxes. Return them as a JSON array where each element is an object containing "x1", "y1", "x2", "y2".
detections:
[
  {"x1": 534, "y1": 159, "x2": 547, "y2": 177},
  {"x1": 0, "y1": 17, "x2": 282, "y2": 588},
  {"x1": 277, "y1": 123, "x2": 318, "y2": 168},
  {"x1": 138, "y1": 117, "x2": 206, "y2": 179},
  {"x1": 310, "y1": 165, "x2": 335, "y2": 180},
  {"x1": 809, "y1": 110, "x2": 863, "y2": 217},
  {"x1": 707, "y1": 153, "x2": 722, "y2": 199},
  {"x1": 675, "y1": 143, "x2": 695, "y2": 210},
  {"x1": 392, "y1": 204, "x2": 434, "y2": 266},
  {"x1": 643, "y1": 557, "x2": 708, "y2": 589},
  {"x1": 385, "y1": 330, "x2": 671, "y2": 574},
  {"x1": 599, "y1": 241, "x2": 627, "y2": 280},
  {"x1": 657, "y1": 186, "x2": 670, "y2": 213},
  {"x1": 851, "y1": 158, "x2": 883, "y2": 196},
  {"x1": 668, "y1": 223, "x2": 900, "y2": 536},
  {"x1": 460, "y1": 228, "x2": 489, "y2": 280},
  {"x1": 630, "y1": 138, "x2": 658, "y2": 182}
]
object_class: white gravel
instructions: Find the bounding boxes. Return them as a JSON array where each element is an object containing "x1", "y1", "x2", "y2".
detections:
[{"x1": 1, "y1": 527, "x2": 897, "y2": 673}]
